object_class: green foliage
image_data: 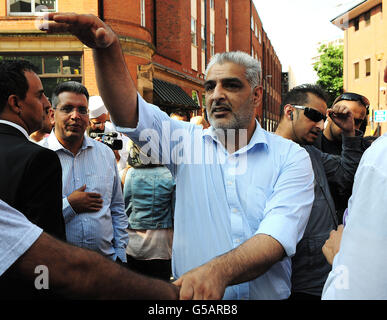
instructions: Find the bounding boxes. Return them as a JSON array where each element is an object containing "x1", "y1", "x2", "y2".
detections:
[{"x1": 313, "y1": 44, "x2": 344, "y2": 106}]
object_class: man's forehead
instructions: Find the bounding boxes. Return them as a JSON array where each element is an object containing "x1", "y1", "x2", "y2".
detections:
[
  {"x1": 304, "y1": 92, "x2": 327, "y2": 112},
  {"x1": 206, "y1": 62, "x2": 246, "y2": 80},
  {"x1": 24, "y1": 70, "x2": 43, "y2": 91},
  {"x1": 58, "y1": 91, "x2": 88, "y2": 105}
]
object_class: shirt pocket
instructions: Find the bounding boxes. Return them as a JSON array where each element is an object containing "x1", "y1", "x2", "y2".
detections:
[{"x1": 84, "y1": 172, "x2": 113, "y2": 201}]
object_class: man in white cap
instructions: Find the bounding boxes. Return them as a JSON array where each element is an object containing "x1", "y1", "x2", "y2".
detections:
[
  {"x1": 88, "y1": 95, "x2": 130, "y2": 179},
  {"x1": 88, "y1": 95, "x2": 108, "y2": 133}
]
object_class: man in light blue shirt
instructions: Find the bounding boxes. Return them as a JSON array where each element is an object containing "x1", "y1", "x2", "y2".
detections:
[
  {"x1": 43, "y1": 14, "x2": 314, "y2": 299},
  {"x1": 40, "y1": 81, "x2": 128, "y2": 263}
]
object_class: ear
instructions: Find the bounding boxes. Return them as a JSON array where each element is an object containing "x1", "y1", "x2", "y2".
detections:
[
  {"x1": 7, "y1": 95, "x2": 22, "y2": 115},
  {"x1": 48, "y1": 108, "x2": 55, "y2": 125},
  {"x1": 252, "y1": 85, "x2": 263, "y2": 108},
  {"x1": 283, "y1": 104, "x2": 294, "y2": 121}
]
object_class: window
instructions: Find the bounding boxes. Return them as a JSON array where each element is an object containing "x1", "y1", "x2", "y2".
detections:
[
  {"x1": 0, "y1": 54, "x2": 83, "y2": 100},
  {"x1": 201, "y1": 25, "x2": 206, "y2": 51},
  {"x1": 364, "y1": 10, "x2": 371, "y2": 26},
  {"x1": 226, "y1": 18, "x2": 229, "y2": 36},
  {"x1": 191, "y1": 18, "x2": 197, "y2": 46},
  {"x1": 251, "y1": 16, "x2": 254, "y2": 30},
  {"x1": 210, "y1": 0, "x2": 214, "y2": 9},
  {"x1": 365, "y1": 58, "x2": 371, "y2": 77},
  {"x1": 140, "y1": 0, "x2": 146, "y2": 27},
  {"x1": 192, "y1": 91, "x2": 200, "y2": 107},
  {"x1": 354, "y1": 62, "x2": 359, "y2": 79},
  {"x1": 354, "y1": 17, "x2": 359, "y2": 31},
  {"x1": 8, "y1": 0, "x2": 57, "y2": 15}
]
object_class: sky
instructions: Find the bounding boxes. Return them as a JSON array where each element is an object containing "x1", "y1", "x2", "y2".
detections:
[{"x1": 252, "y1": 0, "x2": 362, "y2": 85}]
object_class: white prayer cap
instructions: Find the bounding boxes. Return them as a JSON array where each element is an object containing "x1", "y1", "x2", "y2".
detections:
[{"x1": 89, "y1": 96, "x2": 107, "y2": 118}]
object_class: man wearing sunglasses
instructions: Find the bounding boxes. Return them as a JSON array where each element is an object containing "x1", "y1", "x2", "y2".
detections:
[
  {"x1": 275, "y1": 84, "x2": 364, "y2": 300},
  {"x1": 314, "y1": 92, "x2": 372, "y2": 224},
  {"x1": 315, "y1": 92, "x2": 370, "y2": 156}
]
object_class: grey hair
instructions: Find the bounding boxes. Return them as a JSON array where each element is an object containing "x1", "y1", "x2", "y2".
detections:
[{"x1": 204, "y1": 51, "x2": 262, "y2": 88}]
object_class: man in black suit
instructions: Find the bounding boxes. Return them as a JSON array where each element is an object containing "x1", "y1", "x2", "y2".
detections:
[{"x1": 0, "y1": 60, "x2": 65, "y2": 241}]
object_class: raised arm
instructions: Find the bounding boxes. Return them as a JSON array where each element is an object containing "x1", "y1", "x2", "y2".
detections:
[{"x1": 42, "y1": 13, "x2": 138, "y2": 128}]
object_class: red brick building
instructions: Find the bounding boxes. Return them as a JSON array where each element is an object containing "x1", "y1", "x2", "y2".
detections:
[{"x1": 0, "y1": 0, "x2": 282, "y2": 129}]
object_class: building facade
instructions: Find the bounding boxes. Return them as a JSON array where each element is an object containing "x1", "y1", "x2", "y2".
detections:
[
  {"x1": 0, "y1": 0, "x2": 282, "y2": 129},
  {"x1": 332, "y1": 0, "x2": 387, "y2": 136}
]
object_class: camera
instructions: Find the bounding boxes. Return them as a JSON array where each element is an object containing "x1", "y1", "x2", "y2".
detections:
[{"x1": 89, "y1": 132, "x2": 123, "y2": 150}]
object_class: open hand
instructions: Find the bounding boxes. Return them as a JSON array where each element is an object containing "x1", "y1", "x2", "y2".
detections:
[{"x1": 39, "y1": 13, "x2": 116, "y2": 49}]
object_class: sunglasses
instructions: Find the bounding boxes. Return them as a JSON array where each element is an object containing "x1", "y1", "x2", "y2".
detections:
[
  {"x1": 333, "y1": 92, "x2": 370, "y2": 114},
  {"x1": 292, "y1": 105, "x2": 327, "y2": 123}
]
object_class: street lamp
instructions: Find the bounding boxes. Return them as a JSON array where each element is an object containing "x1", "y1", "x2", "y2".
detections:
[{"x1": 264, "y1": 74, "x2": 272, "y2": 131}]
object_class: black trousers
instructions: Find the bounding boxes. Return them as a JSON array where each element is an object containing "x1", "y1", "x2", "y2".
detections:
[
  {"x1": 288, "y1": 291, "x2": 321, "y2": 300},
  {"x1": 126, "y1": 254, "x2": 172, "y2": 281}
]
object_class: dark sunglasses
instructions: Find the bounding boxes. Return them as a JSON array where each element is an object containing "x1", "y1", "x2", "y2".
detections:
[
  {"x1": 333, "y1": 92, "x2": 370, "y2": 114},
  {"x1": 292, "y1": 105, "x2": 327, "y2": 122}
]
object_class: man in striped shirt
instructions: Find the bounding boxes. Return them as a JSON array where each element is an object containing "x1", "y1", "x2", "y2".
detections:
[{"x1": 40, "y1": 81, "x2": 128, "y2": 264}]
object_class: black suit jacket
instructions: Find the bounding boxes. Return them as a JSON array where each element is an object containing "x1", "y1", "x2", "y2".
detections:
[
  {"x1": 0, "y1": 123, "x2": 66, "y2": 299},
  {"x1": 0, "y1": 123, "x2": 65, "y2": 240}
]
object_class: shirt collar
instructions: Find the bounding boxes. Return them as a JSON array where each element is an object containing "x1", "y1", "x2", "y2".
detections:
[
  {"x1": 0, "y1": 120, "x2": 30, "y2": 140},
  {"x1": 45, "y1": 130, "x2": 93, "y2": 153},
  {"x1": 203, "y1": 119, "x2": 269, "y2": 153}
]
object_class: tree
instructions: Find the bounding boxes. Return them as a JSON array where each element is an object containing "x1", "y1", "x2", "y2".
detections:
[{"x1": 313, "y1": 44, "x2": 344, "y2": 106}]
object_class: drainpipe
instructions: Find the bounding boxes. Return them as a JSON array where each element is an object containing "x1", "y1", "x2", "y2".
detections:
[
  {"x1": 153, "y1": 0, "x2": 157, "y2": 47},
  {"x1": 98, "y1": 0, "x2": 104, "y2": 21}
]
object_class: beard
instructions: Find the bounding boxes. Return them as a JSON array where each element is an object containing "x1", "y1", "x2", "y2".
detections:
[{"x1": 207, "y1": 99, "x2": 255, "y2": 131}]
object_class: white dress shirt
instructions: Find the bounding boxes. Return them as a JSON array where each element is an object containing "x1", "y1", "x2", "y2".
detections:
[{"x1": 322, "y1": 133, "x2": 387, "y2": 299}]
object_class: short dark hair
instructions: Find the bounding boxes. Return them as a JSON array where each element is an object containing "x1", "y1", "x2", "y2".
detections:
[
  {"x1": 280, "y1": 84, "x2": 328, "y2": 118},
  {"x1": 51, "y1": 81, "x2": 89, "y2": 109},
  {"x1": 0, "y1": 59, "x2": 38, "y2": 114}
]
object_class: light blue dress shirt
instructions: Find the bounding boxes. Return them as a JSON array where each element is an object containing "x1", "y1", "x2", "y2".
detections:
[
  {"x1": 322, "y1": 133, "x2": 387, "y2": 299},
  {"x1": 41, "y1": 132, "x2": 128, "y2": 262},
  {"x1": 116, "y1": 94, "x2": 314, "y2": 299},
  {"x1": 0, "y1": 199, "x2": 43, "y2": 276}
]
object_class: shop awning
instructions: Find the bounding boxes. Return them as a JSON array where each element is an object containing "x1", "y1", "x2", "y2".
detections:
[{"x1": 153, "y1": 78, "x2": 200, "y2": 109}]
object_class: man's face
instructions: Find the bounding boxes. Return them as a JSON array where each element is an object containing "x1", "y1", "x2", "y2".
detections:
[
  {"x1": 327, "y1": 100, "x2": 366, "y2": 140},
  {"x1": 291, "y1": 93, "x2": 327, "y2": 145},
  {"x1": 54, "y1": 91, "x2": 89, "y2": 144},
  {"x1": 89, "y1": 113, "x2": 107, "y2": 133},
  {"x1": 204, "y1": 62, "x2": 261, "y2": 134},
  {"x1": 18, "y1": 71, "x2": 50, "y2": 134}
]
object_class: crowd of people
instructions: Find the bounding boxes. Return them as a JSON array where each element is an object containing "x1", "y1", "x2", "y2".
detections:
[{"x1": 0, "y1": 12, "x2": 386, "y2": 300}]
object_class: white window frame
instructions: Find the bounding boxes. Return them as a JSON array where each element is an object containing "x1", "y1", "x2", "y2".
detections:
[
  {"x1": 210, "y1": 0, "x2": 214, "y2": 9},
  {"x1": 191, "y1": 17, "x2": 197, "y2": 46},
  {"x1": 140, "y1": 0, "x2": 146, "y2": 27},
  {"x1": 8, "y1": 0, "x2": 57, "y2": 16}
]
